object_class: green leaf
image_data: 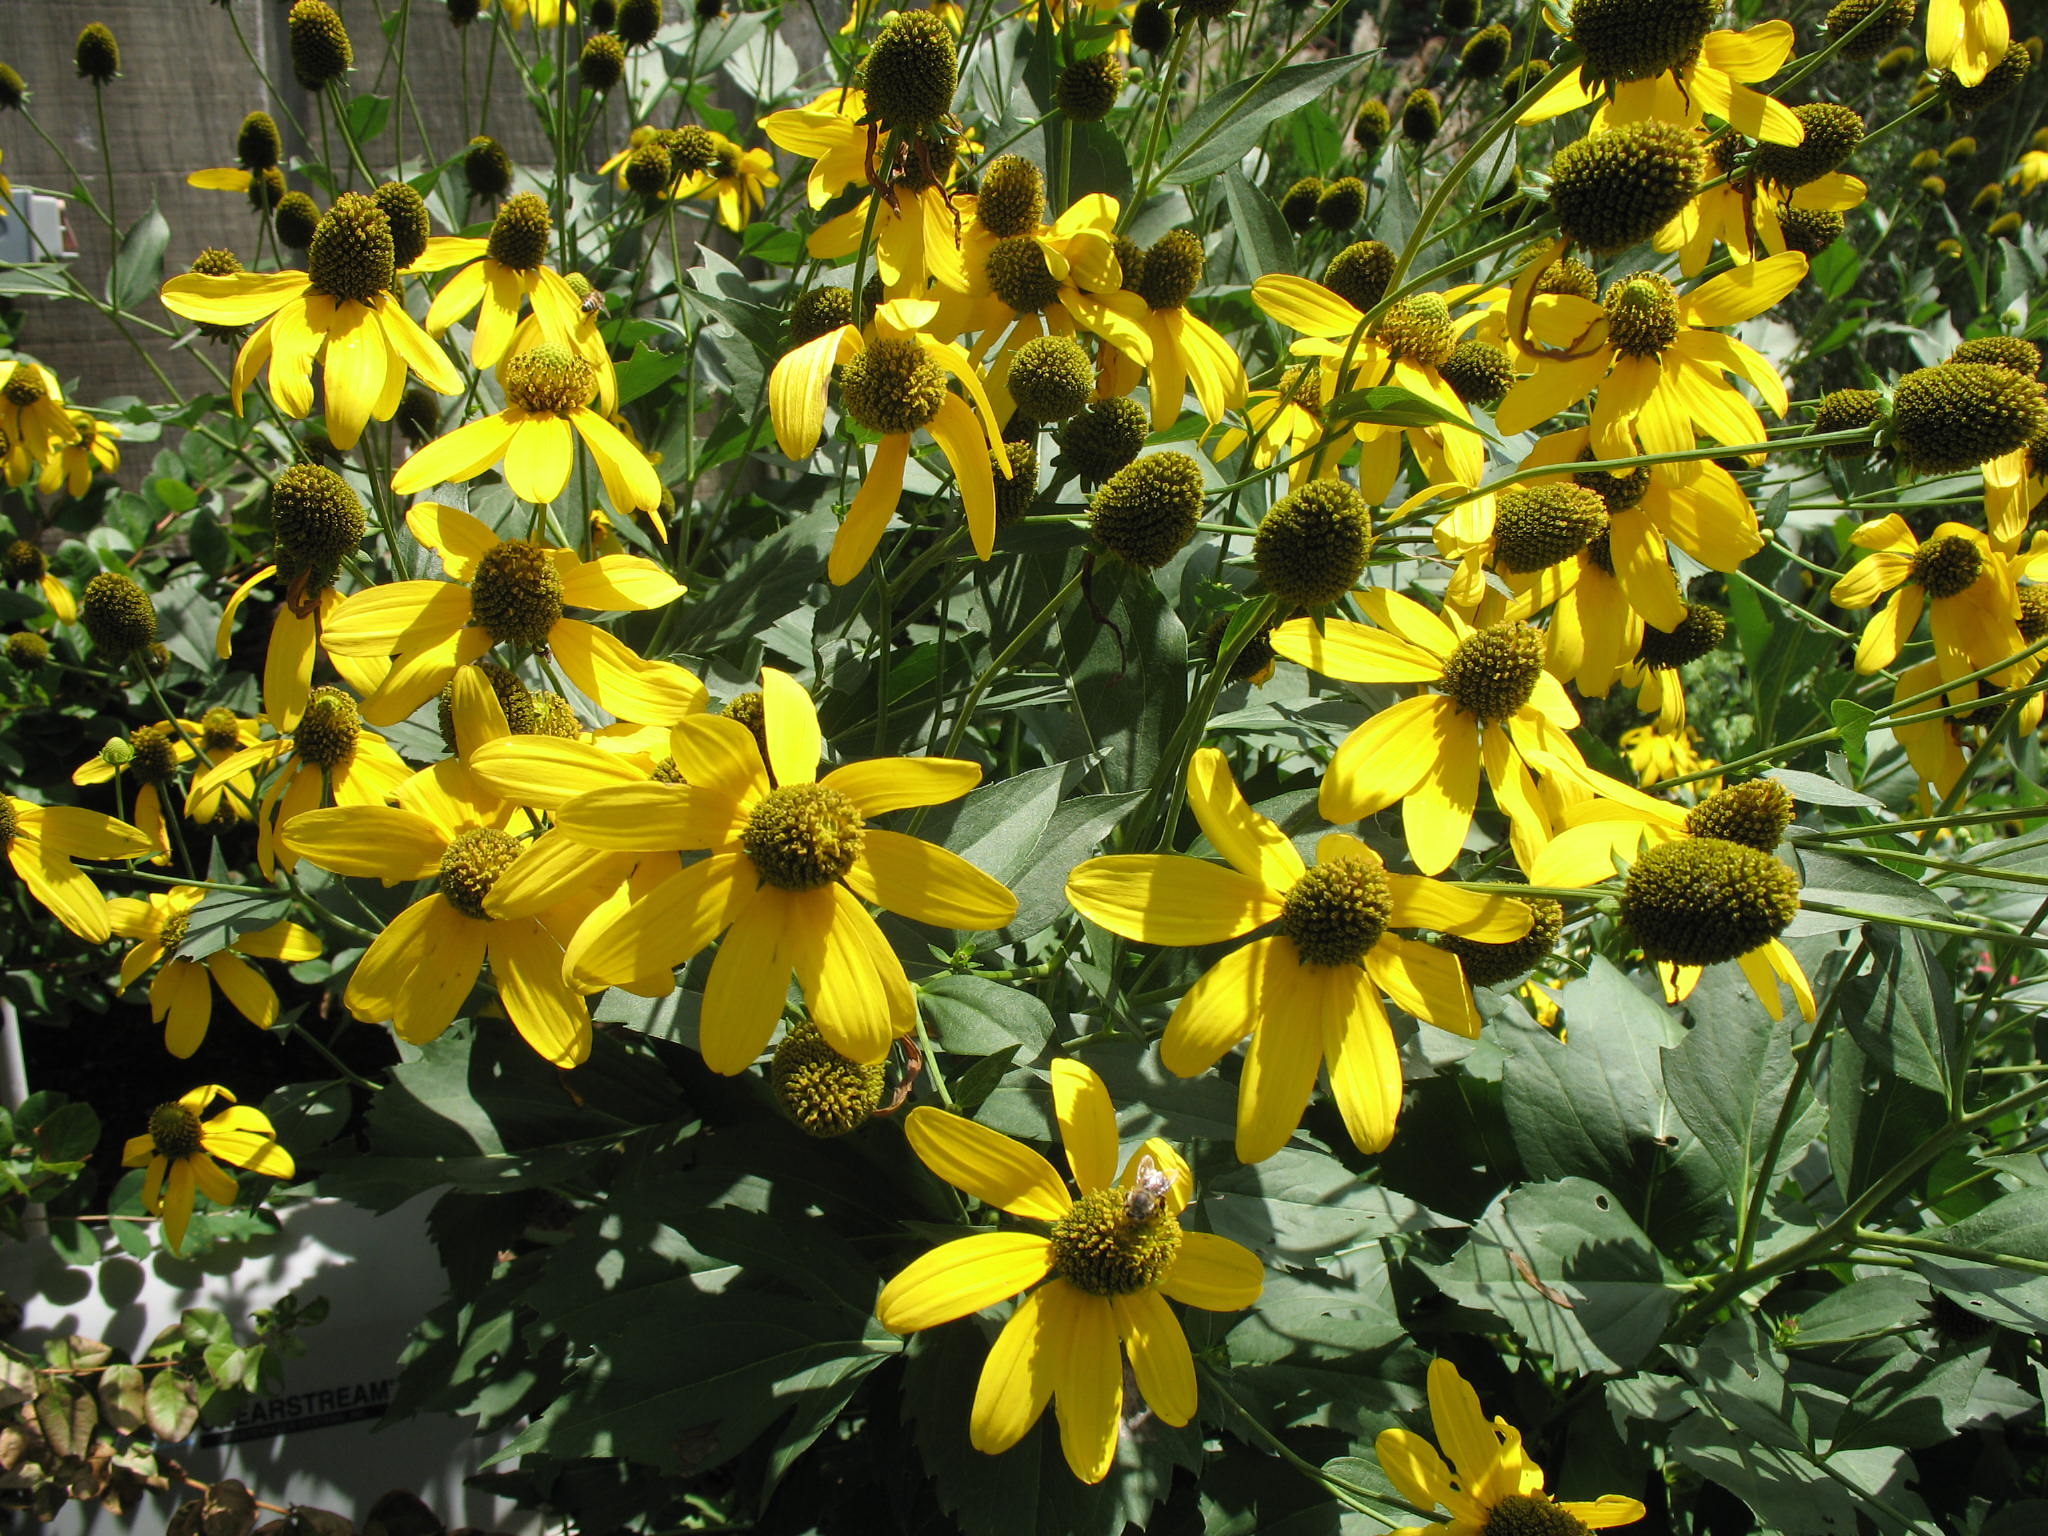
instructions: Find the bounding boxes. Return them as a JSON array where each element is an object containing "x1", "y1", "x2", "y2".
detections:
[
  {"x1": 1222, "y1": 168, "x2": 1294, "y2": 281},
  {"x1": 666, "y1": 509, "x2": 834, "y2": 654},
  {"x1": 1204, "y1": 1147, "x2": 1460, "y2": 1264},
  {"x1": 174, "y1": 887, "x2": 294, "y2": 963},
  {"x1": 491, "y1": 1294, "x2": 896, "y2": 1472},
  {"x1": 1322, "y1": 383, "x2": 1494, "y2": 441},
  {"x1": 613, "y1": 341, "x2": 692, "y2": 406},
  {"x1": 1055, "y1": 562, "x2": 1186, "y2": 794},
  {"x1": 1162, "y1": 55, "x2": 1368, "y2": 186},
  {"x1": 1830, "y1": 1346, "x2": 1987, "y2": 1453},
  {"x1": 919, "y1": 974, "x2": 1055, "y2": 1061},
  {"x1": 1824, "y1": 1022, "x2": 1946, "y2": 1205},
  {"x1": 1907, "y1": 1190, "x2": 2048, "y2": 1330},
  {"x1": 902, "y1": 1321, "x2": 1200, "y2": 1536},
  {"x1": 1785, "y1": 1274, "x2": 1932, "y2": 1349},
  {"x1": 1835, "y1": 926, "x2": 1956, "y2": 1098},
  {"x1": 1423, "y1": 1177, "x2": 1686, "y2": 1374},
  {"x1": 144, "y1": 1368, "x2": 199, "y2": 1441},
  {"x1": 1662, "y1": 976, "x2": 1814, "y2": 1229},
  {"x1": 108, "y1": 192, "x2": 170, "y2": 313},
  {"x1": 343, "y1": 92, "x2": 392, "y2": 144},
  {"x1": 96, "y1": 1363, "x2": 148, "y2": 1435},
  {"x1": 1829, "y1": 698, "x2": 1878, "y2": 777}
]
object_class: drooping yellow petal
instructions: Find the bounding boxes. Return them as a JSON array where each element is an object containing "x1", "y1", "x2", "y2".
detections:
[
  {"x1": 925, "y1": 393, "x2": 1000, "y2": 561},
  {"x1": 550, "y1": 618, "x2": 708, "y2": 722},
  {"x1": 1364, "y1": 934, "x2": 1480, "y2": 1038},
  {"x1": 1185, "y1": 746, "x2": 1302, "y2": 894},
  {"x1": 1161, "y1": 935, "x2": 1280, "y2": 1076},
  {"x1": 1159, "y1": 1230, "x2": 1264, "y2": 1311},
  {"x1": 1051, "y1": 1058, "x2": 1119, "y2": 1195},
  {"x1": 820, "y1": 756, "x2": 980, "y2": 815},
  {"x1": 1110, "y1": 1288, "x2": 1196, "y2": 1427},
  {"x1": 1681, "y1": 251, "x2": 1807, "y2": 328},
  {"x1": 969, "y1": 1284, "x2": 1056, "y2": 1455},
  {"x1": 877, "y1": 1232, "x2": 1056, "y2": 1332},
  {"x1": 501, "y1": 412, "x2": 577, "y2": 504},
  {"x1": 559, "y1": 553, "x2": 687, "y2": 612},
  {"x1": 697, "y1": 886, "x2": 795, "y2": 1072},
  {"x1": 561, "y1": 851, "x2": 753, "y2": 990},
  {"x1": 281, "y1": 805, "x2": 447, "y2": 879},
  {"x1": 845, "y1": 828, "x2": 1018, "y2": 930},
  {"x1": 1042, "y1": 1280, "x2": 1122, "y2": 1484},
  {"x1": 1322, "y1": 973, "x2": 1403, "y2": 1154},
  {"x1": 903, "y1": 1105, "x2": 1073, "y2": 1221},
  {"x1": 828, "y1": 433, "x2": 912, "y2": 586},
  {"x1": 204, "y1": 951, "x2": 279, "y2": 1029},
  {"x1": 1235, "y1": 955, "x2": 1325, "y2": 1163},
  {"x1": 761, "y1": 667, "x2": 824, "y2": 786},
  {"x1": 487, "y1": 917, "x2": 592, "y2": 1067},
  {"x1": 1067, "y1": 855, "x2": 1285, "y2": 945},
  {"x1": 570, "y1": 407, "x2": 665, "y2": 514}
]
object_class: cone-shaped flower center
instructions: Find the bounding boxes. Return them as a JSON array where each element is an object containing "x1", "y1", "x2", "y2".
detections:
[
  {"x1": 1483, "y1": 1494, "x2": 1593, "y2": 1536},
  {"x1": 200, "y1": 708, "x2": 242, "y2": 754},
  {"x1": 1685, "y1": 779, "x2": 1795, "y2": 851},
  {"x1": 148, "y1": 1102, "x2": 204, "y2": 1159},
  {"x1": 840, "y1": 338, "x2": 947, "y2": 435},
  {"x1": 1048, "y1": 1185, "x2": 1182, "y2": 1296},
  {"x1": 1281, "y1": 856, "x2": 1394, "y2": 966},
  {"x1": 1375, "y1": 293, "x2": 1455, "y2": 369},
  {"x1": 486, "y1": 191, "x2": 553, "y2": 271},
  {"x1": 306, "y1": 192, "x2": 396, "y2": 305},
  {"x1": 128, "y1": 724, "x2": 179, "y2": 784},
  {"x1": 502, "y1": 343, "x2": 598, "y2": 415},
  {"x1": 772, "y1": 1021, "x2": 887, "y2": 1137},
  {"x1": 437, "y1": 827, "x2": 523, "y2": 919},
  {"x1": 4, "y1": 364, "x2": 47, "y2": 406},
  {"x1": 469, "y1": 539, "x2": 565, "y2": 648},
  {"x1": 1909, "y1": 534, "x2": 1983, "y2": 599},
  {"x1": 296, "y1": 686, "x2": 362, "y2": 769},
  {"x1": 742, "y1": 784, "x2": 866, "y2": 890},
  {"x1": 1439, "y1": 622, "x2": 1547, "y2": 722},
  {"x1": 1604, "y1": 273, "x2": 1680, "y2": 358}
]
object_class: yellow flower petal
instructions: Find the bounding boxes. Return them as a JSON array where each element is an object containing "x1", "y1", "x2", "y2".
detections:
[
  {"x1": 877, "y1": 1231, "x2": 1055, "y2": 1332},
  {"x1": 151, "y1": 959, "x2": 215, "y2": 1058},
  {"x1": 559, "y1": 553, "x2": 686, "y2": 612},
  {"x1": 1427, "y1": 1358, "x2": 1506, "y2": 1501},
  {"x1": 1681, "y1": 251, "x2": 1807, "y2": 328},
  {"x1": 1385, "y1": 875, "x2": 1535, "y2": 941},
  {"x1": 562, "y1": 851, "x2": 753, "y2": 991},
  {"x1": 1560, "y1": 1497, "x2": 1649, "y2": 1530},
  {"x1": 550, "y1": 618, "x2": 709, "y2": 724},
  {"x1": 487, "y1": 917, "x2": 592, "y2": 1067},
  {"x1": 1042, "y1": 1280, "x2": 1122, "y2": 1484},
  {"x1": 1365, "y1": 934, "x2": 1479, "y2": 1038},
  {"x1": 469, "y1": 736, "x2": 647, "y2": 810},
  {"x1": 1161, "y1": 935, "x2": 1279, "y2": 1076},
  {"x1": 1269, "y1": 616, "x2": 1443, "y2": 684},
  {"x1": 845, "y1": 828, "x2": 1017, "y2": 930},
  {"x1": 761, "y1": 666, "x2": 823, "y2": 786},
  {"x1": 570, "y1": 407, "x2": 664, "y2": 514},
  {"x1": 1376, "y1": 1426, "x2": 1456, "y2": 1511},
  {"x1": 205, "y1": 951, "x2": 278, "y2": 1029},
  {"x1": 1236, "y1": 958, "x2": 1325, "y2": 1163},
  {"x1": 1323, "y1": 973, "x2": 1402, "y2": 1154},
  {"x1": 903, "y1": 1104, "x2": 1072, "y2": 1221},
  {"x1": 1159, "y1": 1230, "x2": 1264, "y2": 1311},
  {"x1": 391, "y1": 412, "x2": 521, "y2": 496},
  {"x1": 1185, "y1": 747, "x2": 1302, "y2": 893},
  {"x1": 1318, "y1": 693, "x2": 1455, "y2": 822},
  {"x1": 820, "y1": 756, "x2": 980, "y2": 816},
  {"x1": 281, "y1": 805, "x2": 447, "y2": 879},
  {"x1": 699, "y1": 887, "x2": 797, "y2": 1072},
  {"x1": 1051, "y1": 1058, "x2": 1119, "y2": 1195},
  {"x1": 969, "y1": 1284, "x2": 1056, "y2": 1455},
  {"x1": 667, "y1": 713, "x2": 771, "y2": 805},
  {"x1": 828, "y1": 433, "x2": 911, "y2": 586},
  {"x1": 1253, "y1": 274, "x2": 1362, "y2": 337},
  {"x1": 1067, "y1": 855, "x2": 1285, "y2": 946},
  {"x1": 1111, "y1": 1288, "x2": 1196, "y2": 1426}
]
